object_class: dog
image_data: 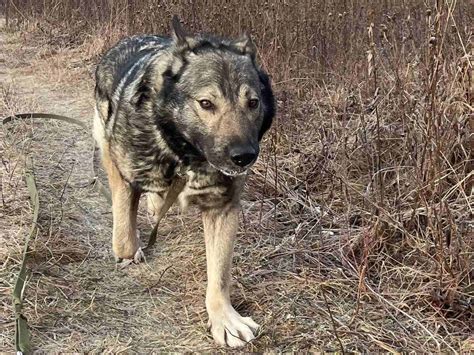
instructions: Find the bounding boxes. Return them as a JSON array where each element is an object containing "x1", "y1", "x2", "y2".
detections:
[{"x1": 93, "y1": 16, "x2": 275, "y2": 347}]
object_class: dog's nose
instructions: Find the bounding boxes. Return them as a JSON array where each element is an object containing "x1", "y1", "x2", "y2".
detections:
[{"x1": 230, "y1": 147, "x2": 257, "y2": 167}]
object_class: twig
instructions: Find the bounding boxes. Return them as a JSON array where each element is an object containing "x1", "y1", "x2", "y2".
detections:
[{"x1": 321, "y1": 285, "x2": 345, "y2": 354}]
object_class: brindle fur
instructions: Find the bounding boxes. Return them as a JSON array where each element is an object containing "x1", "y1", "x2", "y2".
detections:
[{"x1": 93, "y1": 16, "x2": 275, "y2": 347}]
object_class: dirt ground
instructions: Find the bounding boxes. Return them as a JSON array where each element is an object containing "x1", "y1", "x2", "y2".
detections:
[{"x1": 1, "y1": 19, "x2": 471, "y2": 353}]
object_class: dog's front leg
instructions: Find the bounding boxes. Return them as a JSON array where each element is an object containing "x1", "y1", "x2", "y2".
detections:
[
  {"x1": 102, "y1": 145, "x2": 143, "y2": 263},
  {"x1": 202, "y1": 206, "x2": 259, "y2": 347}
]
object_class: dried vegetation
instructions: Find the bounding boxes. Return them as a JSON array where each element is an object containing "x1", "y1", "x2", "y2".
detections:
[{"x1": 1, "y1": 0, "x2": 472, "y2": 352}]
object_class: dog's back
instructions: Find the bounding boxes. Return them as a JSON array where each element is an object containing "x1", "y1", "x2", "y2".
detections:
[{"x1": 94, "y1": 35, "x2": 170, "y2": 121}]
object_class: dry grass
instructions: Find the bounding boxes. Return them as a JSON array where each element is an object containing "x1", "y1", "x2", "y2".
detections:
[{"x1": 1, "y1": 0, "x2": 473, "y2": 352}]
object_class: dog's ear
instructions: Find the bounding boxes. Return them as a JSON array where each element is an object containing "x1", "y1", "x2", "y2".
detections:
[
  {"x1": 257, "y1": 69, "x2": 275, "y2": 140},
  {"x1": 231, "y1": 33, "x2": 256, "y2": 60},
  {"x1": 171, "y1": 15, "x2": 197, "y2": 52},
  {"x1": 171, "y1": 16, "x2": 187, "y2": 46}
]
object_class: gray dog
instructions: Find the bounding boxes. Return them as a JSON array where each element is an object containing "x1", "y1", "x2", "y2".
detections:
[{"x1": 93, "y1": 16, "x2": 275, "y2": 347}]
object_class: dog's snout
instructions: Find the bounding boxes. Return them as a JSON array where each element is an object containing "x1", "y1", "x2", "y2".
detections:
[{"x1": 230, "y1": 146, "x2": 257, "y2": 167}]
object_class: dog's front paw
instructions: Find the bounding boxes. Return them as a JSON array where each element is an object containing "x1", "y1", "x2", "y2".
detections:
[
  {"x1": 113, "y1": 231, "x2": 144, "y2": 267},
  {"x1": 208, "y1": 304, "x2": 259, "y2": 347},
  {"x1": 115, "y1": 247, "x2": 144, "y2": 267}
]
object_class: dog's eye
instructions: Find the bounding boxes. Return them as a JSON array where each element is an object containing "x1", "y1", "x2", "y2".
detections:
[
  {"x1": 248, "y1": 99, "x2": 259, "y2": 109},
  {"x1": 199, "y1": 100, "x2": 214, "y2": 110}
]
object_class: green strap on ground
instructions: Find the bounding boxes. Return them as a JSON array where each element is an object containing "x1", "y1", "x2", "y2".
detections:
[
  {"x1": 3, "y1": 113, "x2": 88, "y2": 354},
  {"x1": 12, "y1": 157, "x2": 38, "y2": 354},
  {"x1": 3, "y1": 113, "x2": 181, "y2": 353}
]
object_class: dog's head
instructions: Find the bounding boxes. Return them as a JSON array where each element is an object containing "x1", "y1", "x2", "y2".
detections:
[{"x1": 155, "y1": 16, "x2": 275, "y2": 176}]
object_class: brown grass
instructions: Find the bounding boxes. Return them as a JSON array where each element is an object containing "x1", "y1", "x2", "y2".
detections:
[{"x1": 1, "y1": 0, "x2": 473, "y2": 352}]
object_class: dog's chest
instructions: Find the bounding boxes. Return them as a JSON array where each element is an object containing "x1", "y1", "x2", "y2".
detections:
[
  {"x1": 178, "y1": 167, "x2": 234, "y2": 209},
  {"x1": 123, "y1": 154, "x2": 235, "y2": 209},
  {"x1": 126, "y1": 157, "x2": 177, "y2": 193}
]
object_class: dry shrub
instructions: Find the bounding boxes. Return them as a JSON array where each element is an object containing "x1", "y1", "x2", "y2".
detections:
[{"x1": 2, "y1": 0, "x2": 473, "y2": 352}]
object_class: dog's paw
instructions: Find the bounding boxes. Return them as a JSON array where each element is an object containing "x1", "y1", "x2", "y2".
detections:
[
  {"x1": 208, "y1": 305, "x2": 259, "y2": 347},
  {"x1": 114, "y1": 231, "x2": 144, "y2": 267},
  {"x1": 115, "y1": 247, "x2": 144, "y2": 268}
]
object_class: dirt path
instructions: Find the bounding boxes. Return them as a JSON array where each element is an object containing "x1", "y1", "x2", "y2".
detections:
[
  {"x1": 0, "y1": 22, "x2": 220, "y2": 352},
  {"x1": 1, "y1": 20, "x2": 310, "y2": 354}
]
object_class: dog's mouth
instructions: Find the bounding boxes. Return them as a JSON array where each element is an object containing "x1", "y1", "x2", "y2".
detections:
[{"x1": 208, "y1": 161, "x2": 249, "y2": 177}]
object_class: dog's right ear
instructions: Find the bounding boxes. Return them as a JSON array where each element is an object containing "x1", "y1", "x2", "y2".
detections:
[
  {"x1": 231, "y1": 33, "x2": 256, "y2": 60},
  {"x1": 171, "y1": 16, "x2": 197, "y2": 52}
]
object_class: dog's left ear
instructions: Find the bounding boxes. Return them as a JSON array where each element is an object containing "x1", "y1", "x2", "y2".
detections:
[
  {"x1": 257, "y1": 69, "x2": 275, "y2": 140},
  {"x1": 232, "y1": 33, "x2": 256, "y2": 60}
]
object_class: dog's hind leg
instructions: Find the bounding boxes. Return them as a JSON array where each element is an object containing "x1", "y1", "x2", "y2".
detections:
[
  {"x1": 147, "y1": 192, "x2": 165, "y2": 219},
  {"x1": 202, "y1": 205, "x2": 259, "y2": 348},
  {"x1": 102, "y1": 145, "x2": 143, "y2": 262}
]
